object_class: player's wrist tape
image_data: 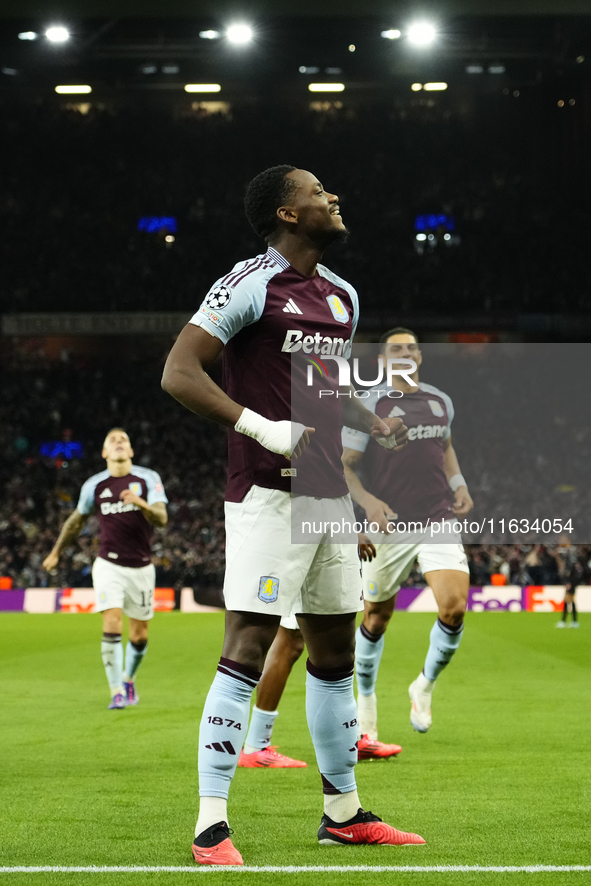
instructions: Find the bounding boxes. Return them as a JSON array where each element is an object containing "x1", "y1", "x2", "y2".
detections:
[
  {"x1": 449, "y1": 473, "x2": 467, "y2": 492},
  {"x1": 374, "y1": 431, "x2": 397, "y2": 450},
  {"x1": 234, "y1": 408, "x2": 306, "y2": 459}
]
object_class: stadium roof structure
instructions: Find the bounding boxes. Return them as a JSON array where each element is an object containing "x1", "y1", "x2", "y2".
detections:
[{"x1": 1, "y1": 0, "x2": 591, "y2": 15}]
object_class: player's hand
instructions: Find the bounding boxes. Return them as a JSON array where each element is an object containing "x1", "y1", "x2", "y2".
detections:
[
  {"x1": 42, "y1": 551, "x2": 59, "y2": 571},
  {"x1": 364, "y1": 496, "x2": 398, "y2": 534},
  {"x1": 358, "y1": 533, "x2": 376, "y2": 562},
  {"x1": 452, "y1": 486, "x2": 474, "y2": 516},
  {"x1": 370, "y1": 416, "x2": 408, "y2": 451},
  {"x1": 119, "y1": 489, "x2": 146, "y2": 508},
  {"x1": 290, "y1": 426, "x2": 316, "y2": 461}
]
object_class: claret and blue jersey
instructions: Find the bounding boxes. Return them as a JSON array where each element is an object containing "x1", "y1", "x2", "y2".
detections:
[
  {"x1": 190, "y1": 246, "x2": 360, "y2": 503},
  {"x1": 342, "y1": 383, "x2": 455, "y2": 525},
  {"x1": 77, "y1": 466, "x2": 168, "y2": 568}
]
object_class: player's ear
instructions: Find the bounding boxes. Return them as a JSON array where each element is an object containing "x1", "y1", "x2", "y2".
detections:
[
  {"x1": 416, "y1": 349, "x2": 423, "y2": 367},
  {"x1": 129, "y1": 447, "x2": 134, "y2": 458},
  {"x1": 101, "y1": 447, "x2": 108, "y2": 459},
  {"x1": 276, "y1": 205, "x2": 298, "y2": 226}
]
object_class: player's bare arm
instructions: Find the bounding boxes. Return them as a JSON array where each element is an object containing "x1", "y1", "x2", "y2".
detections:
[
  {"x1": 341, "y1": 391, "x2": 409, "y2": 451},
  {"x1": 42, "y1": 508, "x2": 89, "y2": 571},
  {"x1": 162, "y1": 324, "x2": 313, "y2": 460},
  {"x1": 119, "y1": 491, "x2": 168, "y2": 527},
  {"x1": 342, "y1": 447, "x2": 397, "y2": 533},
  {"x1": 443, "y1": 436, "x2": 474, "y2": 516}
]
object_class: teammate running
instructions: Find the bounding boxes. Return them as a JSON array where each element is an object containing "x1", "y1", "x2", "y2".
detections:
[
  {"x1": 162, "y1": 165, "x2": 425, "y2": 866},
  {"x1": 343, "y1": 328, "x2": 473, "y2": 736},
  {"x1": 43, "y1": 428, "x2": 168, "y2": 709}
]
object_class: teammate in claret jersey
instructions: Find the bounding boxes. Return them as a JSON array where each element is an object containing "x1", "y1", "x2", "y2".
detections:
[
  {"x1": 43, "y1": 428, "x2": 168, "y2": 709},
  {"x1": 162, "y1": 165, "x2": 425, "y2": 866},
  {"x1": 342, "y1": 328, "x2": 474, "y2": 737}
]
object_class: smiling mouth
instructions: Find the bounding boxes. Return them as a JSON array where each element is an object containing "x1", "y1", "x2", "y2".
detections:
[{"x1": 330, "y1": 208, "x2": 341, "y2": 216}]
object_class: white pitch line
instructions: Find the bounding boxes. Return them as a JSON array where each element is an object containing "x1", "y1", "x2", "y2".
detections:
[{"x1": 1, "y1": 866, "x2": 590, "y2": 874}]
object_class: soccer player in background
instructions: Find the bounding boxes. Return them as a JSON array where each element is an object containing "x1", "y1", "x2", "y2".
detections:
[
  {"x1": 343, "y1": 329, "x2": 473, "y2": 736},
  {"x1": 43, "y1": 429, "x2": 168, "y2": 709},
  {"x1": 239, "y1": 328, "x2": 473, "y2": 756},
  {"x1": 162, "y1": 165, "x2": 425, "y2": 866},
  {"x1": 554, "y1": 539, "x2": 582, "y2": 628}
]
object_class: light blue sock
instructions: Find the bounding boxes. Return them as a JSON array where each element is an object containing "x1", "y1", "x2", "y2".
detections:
[
  {"x1": 423, "y1": 618, "x2": 464, "y2": 682},
  {"x1": 101, "y1": 633, "x2": 123, "y2": 693},
  {"x1": 198, "y1": 658, "x2": 260, "y2": 799},
  {"x1": 355, "y1": 624, "x2": 385, "y2": 696},
  {"x1": 306, "y1": 661, "x2": 357, "y2": 795},
  {"x1": 244, "y1": 705, "x2": 279, "y2": 752},
  {"x1": 124, "y1": 640, "x2": 147, "y2": 681}
]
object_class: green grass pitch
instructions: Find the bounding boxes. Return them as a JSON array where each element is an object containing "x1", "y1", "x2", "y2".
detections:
[{"x1": 1, "y1": 612, "x2": 589, "y2": 886}]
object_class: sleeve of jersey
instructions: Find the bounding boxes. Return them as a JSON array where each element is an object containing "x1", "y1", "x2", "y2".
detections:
[
  {"x1": 341, "y1": 425, "x2": 370, "y2": 453},
  {"x1": 188, "y1": 274, "x2": 268, "y2": 345},
  {"x1": 145, "y1": 471, "x2": 169, "y2": 506},
  {"x1": 77, "y1": 479, "x2": 97, "y2": 515}
]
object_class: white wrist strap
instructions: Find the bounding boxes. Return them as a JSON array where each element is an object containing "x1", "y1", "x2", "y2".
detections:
[
  {"x1": 449, "y1": 473, "x2": 467, "y2": 492},
  {"x1": 234, "y1": 408, "x2": 306, "y2": 459}
]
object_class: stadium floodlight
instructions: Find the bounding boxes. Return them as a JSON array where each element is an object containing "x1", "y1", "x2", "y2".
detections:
[
  {"x1": 308, "y1": 83, "x2": 345, "y2": 92},
  {"x1": 55, "y1": 84, "x2": 92, "y2": 94},
  {"x1": 18, "y1": 31, "x2": 38, "y2": 40},
  {"x1": 416, "y1": 233, "x2": 427, "y2": 241},
  {"x1": 411, "y1": 83, "x2": 423, "y2": 91},
  {"x1": 199, "y1": 30, "x2": 220, "y2": 39},
  {"x1": 164, "y1": 235, "x2": 175, "y2": 243},
  {"x1": 299, "y1": 66, "x2": 320, "y2": 74},
  {"x1": 184, "y1": 83, "x2": 221, "y2": 92},
  {"x1": 407, "y1": 22, "x2": 436, "y2": 47},
  {"x1": 226, "y1": 24, "x2": 253, "y2": 45},
  {"x1": 488, "y1": 65, "x2": 505, "y2": 74},
  {"x1": 423, "y1": 82, "x2": 447, "y2": 91},
  {"x1": 381, "y1": 29, "x2": 401, "y2": 40},
  {"x1": 45, "y1": 26, "x2": 70, "y2": 43},
  {"x1": 466, "y1": 65, "x2": 484, "y2": 74},
  {"x1": 444, "y1": 233, "x2": 451, "y2": 241}
]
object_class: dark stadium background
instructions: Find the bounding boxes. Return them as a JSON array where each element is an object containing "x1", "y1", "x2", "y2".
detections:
[{"x1": 2, "y1": 0, "x2": 590, "y2": 604}]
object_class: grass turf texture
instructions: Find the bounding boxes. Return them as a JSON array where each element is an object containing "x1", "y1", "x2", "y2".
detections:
[{"x1": 0, "y1": 612, "x2": 589, "y2": 886}]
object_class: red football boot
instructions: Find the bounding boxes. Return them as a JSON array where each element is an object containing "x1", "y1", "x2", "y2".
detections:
[
  {"x1": 318, "y1": 808, "x2": 425, "y2": 846},
  {"x1": 238, "y1": 745, "x2": 307, "y2": 768},
  {"x1": 192, "y1": 821, "x2": 243, "y2": 866},
  {"x1": 357, "y1": 734, "x2": 402, "y2": 760}
]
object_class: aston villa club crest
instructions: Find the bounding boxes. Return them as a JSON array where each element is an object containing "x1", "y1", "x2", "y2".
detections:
[
  {"x1": 258, "y1": 575, "x2": 279, "y2": 604},
  {"x1": 428, "y1": 400, "x2": 445, "y2": 417},
  {"x1": 326, "y1": 294, "x2": 349, "y2": 324},
  {"x1": 128, "y1": 482, "x2": 142, "y2": 496}
]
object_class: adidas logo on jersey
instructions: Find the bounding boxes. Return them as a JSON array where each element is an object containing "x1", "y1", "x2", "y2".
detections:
[
  {"x1": 388, "y1": 406, "x2": 406, "y2": 417},
  {"x1": 283, "y1": 298, "x2": 303, "y2": 314},
  {"x1": 99, "y1": 488, "x2": 113, "y2": 498}
]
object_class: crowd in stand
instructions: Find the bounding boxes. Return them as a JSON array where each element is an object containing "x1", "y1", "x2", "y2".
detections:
[
  {"x1": 1, "y1": 98, "x2": 589, "y2": 318},
  {"x1": 1, "y1": 353, "x2": 589, "y2": 601}
]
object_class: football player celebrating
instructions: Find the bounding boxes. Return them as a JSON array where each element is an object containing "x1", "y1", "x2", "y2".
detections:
[
  {"x1": 343, "y1": 328, "x2": 473, "y2": 737},
  {"x1": 162, "y1": 166, "x2": 425, "y2": 866},
  {"x1": 43, "y1": 428, "x2": 168, "y2": 709}
]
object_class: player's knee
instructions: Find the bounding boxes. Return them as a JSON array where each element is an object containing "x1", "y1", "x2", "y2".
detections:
[
  {"x1": 286, "y1": 630, "x2": 305, "y2": 665},
  {"x1": 439, "y1": 597, "x2": 466, "y2": 625},
  {"x1": 365, "y1": 605, "x2": 393, "y2": 636}
]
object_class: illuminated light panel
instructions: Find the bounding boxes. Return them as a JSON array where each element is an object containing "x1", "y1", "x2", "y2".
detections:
[
  {"x1": 411, "y1": 83, "x2": 423, "y2": 91},
  {"x1": 55, "y1": 84, "x2": 92, "y2": 94},
  {"x1": 199, "y1": 30, "x2": 220, "y2": 39},
  {"x1": 226, "y1": 24, "x2": 253, "y2": 44},
  {"x1": 423, "y1": 82, "x2": 447, "y2": 91},
  {"x1": 308, "y1": 83, "x2": 345, "y2": 92},
  {"x1": 18, "y1": 31, "x2": 38, "y2": 40},
  {"x1": 184, "y1": 83, "x2": 221, "y2": 93},
  {"x1": 45, "y1": 26, "x2": 70, "y2": 43},
  {"x1": 381, "y1": 29, "x2": 401, "y2": 39},
  {"x1": 407, "y1": 22, "x2": 436, "y2": 46},
  {"x1": 415, "y1": 233, "x2": 427, "y2": 241}
]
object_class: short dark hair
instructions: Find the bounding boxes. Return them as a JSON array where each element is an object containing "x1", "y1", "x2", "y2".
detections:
[
  {"x1": 103, "y1": 427, "x2": 129, "y2": 445},
  {"x1": 244, "y1": 165, "x2": 298, "y2": 241},
  {"x1": 380, "y1": 326, "x2": 420, "y2": 344}
]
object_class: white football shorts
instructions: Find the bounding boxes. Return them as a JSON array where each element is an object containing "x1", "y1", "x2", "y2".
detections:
[
  {"x1": 224, "y1": 485, "x2": 363, "y2": 617},
  {"x1": 363, "y1": 526, "x2": 469, "y2": 604},
  {"x1": 92, "y1": 556, "x2": 156, "y2": 620}
]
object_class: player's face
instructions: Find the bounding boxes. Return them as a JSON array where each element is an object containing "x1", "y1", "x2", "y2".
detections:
[
  {"x1": 383, "y1": 334, "x2": 423, "y2": 370},
  {"x1": 283, "y1": 169, "x2": 347, "y2": 245},
  {"x1": 102, "y1": 431, "x2": 134, "y2": 462}
]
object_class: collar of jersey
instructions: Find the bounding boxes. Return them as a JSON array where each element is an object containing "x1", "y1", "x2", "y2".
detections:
[{"x1": 266, "y1": 246, "x2": 290, "y2": 270}]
